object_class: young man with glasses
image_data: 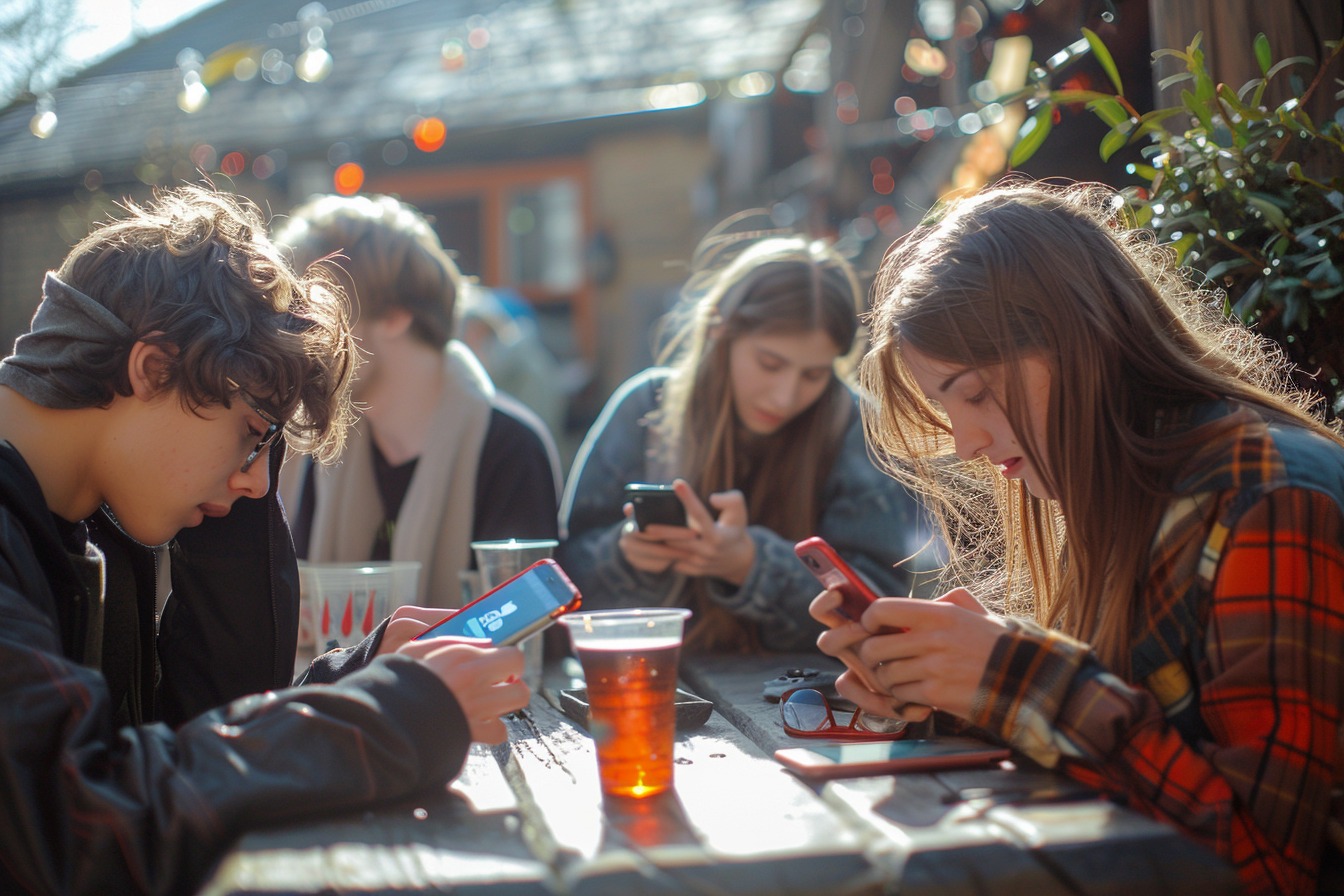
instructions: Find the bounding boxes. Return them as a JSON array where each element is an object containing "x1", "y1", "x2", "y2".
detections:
[{"x1": 0, "y1": 186, "x2": 530, "y2": 895}]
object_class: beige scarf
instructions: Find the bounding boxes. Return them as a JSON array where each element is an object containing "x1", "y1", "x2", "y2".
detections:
[{"x1": 280, "y1": 341, "x2": 494, "y2": 608}]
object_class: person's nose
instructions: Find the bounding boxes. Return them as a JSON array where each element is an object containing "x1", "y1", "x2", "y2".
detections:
[
  {"x1": 950, "y1": 415, "x2": 991, "y2": 463},
  {"x1": 768, "y1": 371, "x2": 802, "y2": 413},
  {"x1": 229, "y1": 448, "x2": 272, "y2": 499}
]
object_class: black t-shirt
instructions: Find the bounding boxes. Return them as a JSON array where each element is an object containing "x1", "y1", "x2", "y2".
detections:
[{"x1": 292, "y1": 405, "x2": 559, "y2": 564}]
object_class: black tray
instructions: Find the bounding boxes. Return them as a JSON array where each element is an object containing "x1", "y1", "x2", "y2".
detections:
[{"x1": 558, "y1": 687, "x2": 713, "y2": 732}]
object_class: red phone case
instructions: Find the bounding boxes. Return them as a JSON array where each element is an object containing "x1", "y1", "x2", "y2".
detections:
[
  {"x1": 794, "y1": 536, "x2": 880, "y2": 621},
  {"x1": 413, "y1": 558, "x2": 581, "y2": 642}
]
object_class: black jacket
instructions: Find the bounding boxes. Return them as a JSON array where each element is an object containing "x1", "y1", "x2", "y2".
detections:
[{"x1": 0, "y1": 440, "x2": 473, "y2": 895}]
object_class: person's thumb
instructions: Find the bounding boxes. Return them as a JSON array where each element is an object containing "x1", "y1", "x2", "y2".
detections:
[
  {"x1": 708, "y1": 489, "x2": 748, "y2": 526},
  {"x1": 934, "y1": 587, "x2": 990, "y2": 616}
]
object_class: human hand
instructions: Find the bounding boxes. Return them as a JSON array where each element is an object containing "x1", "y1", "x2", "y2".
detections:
[
  {"x1": 853, "y1": 588, "x2": 1006, "y2": 720},
  {"x1": 811, "y1": 589, "x2": 900, "y2": 702},
  {"x1": 376, "y1": 605, "x2": 456, "y2": 657},
  {"x1": 668, "y1": 480, "x2": 756, "y2": 585},
  {"x1": 617, "y1": 501, "x2": 696, "y2": 573},
  {"x1": 395, "y1": 639, "x2": 530, "y2": 744}
]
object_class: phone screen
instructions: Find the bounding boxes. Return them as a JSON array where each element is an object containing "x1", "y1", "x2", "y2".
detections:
[{"x1": 417, "y1": 562, "x2": 577, "y2": 644}]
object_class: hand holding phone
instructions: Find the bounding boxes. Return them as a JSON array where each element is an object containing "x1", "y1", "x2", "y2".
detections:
[
  {"x1": 795, "y1": 536, "x2": 881, "y2": 622},
  {"x1": 624, "y1": 483, "x2": 689, "y2": 530},
  {"x1": 414, "y1": 559, "x2": 581, "y2": 646}
]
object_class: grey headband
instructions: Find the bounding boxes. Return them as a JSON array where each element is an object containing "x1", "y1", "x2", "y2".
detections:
[{"x1": 0, "y1": 272, "x2": 134, "y2": 409}]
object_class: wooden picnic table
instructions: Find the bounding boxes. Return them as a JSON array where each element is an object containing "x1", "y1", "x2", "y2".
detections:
[{"x1": 198, "y1": 652, "x2": 1244, "y2": 896}]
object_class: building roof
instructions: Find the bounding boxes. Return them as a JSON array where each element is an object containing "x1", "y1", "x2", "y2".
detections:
[{"x1": 0, "y1": 0, "x2": 820, "y2": 189}]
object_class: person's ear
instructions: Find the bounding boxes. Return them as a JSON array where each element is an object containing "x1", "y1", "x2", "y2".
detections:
[
  {"x1": 378, "y1": 308, "x2": 414, "y2": 340},
  {"x1": 126, "y1": 340, "x2": 174, "y2": 401}
]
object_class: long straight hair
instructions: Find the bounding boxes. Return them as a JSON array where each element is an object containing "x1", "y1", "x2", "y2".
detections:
[
  {"x1": 861, "y1": 182, "x2": 1341, "y2": 675},
  {"x1": 654, "y1": 218, "x2": 863, "y2": 651}
]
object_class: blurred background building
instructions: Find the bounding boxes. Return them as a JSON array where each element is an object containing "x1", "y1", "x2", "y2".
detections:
[{"x1": 0, "y1": 0, "x2": 1334, "y2": 462}]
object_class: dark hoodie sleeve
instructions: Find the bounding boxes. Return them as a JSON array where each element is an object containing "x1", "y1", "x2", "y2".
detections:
[{"x1": 0, "y1": 538, "x2": 471, "y2": 896}]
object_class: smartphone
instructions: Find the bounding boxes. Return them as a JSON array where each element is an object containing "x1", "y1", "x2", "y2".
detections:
[
  {"x1": 413, "y1": 559, "x2": 581, "y2": 646},
  {"x1": 624, "y1": 483, "x2": 688, "y2": 530},
  {"x1": 795, "y1": 536, "x2": 880, "y2": 621},
  {"x1": 775, "y1": 737, "x2": 1011, "y2": 780}
]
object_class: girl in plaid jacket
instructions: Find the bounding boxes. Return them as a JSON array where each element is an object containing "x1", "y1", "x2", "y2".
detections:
[{"x1": 812, "y1": 182, "x2": 1344, "y2": 896}]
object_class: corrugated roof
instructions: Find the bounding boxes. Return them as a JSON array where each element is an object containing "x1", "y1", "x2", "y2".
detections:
[{"x1": 0, "y1": 0, "x2": 820, "y2": 187}]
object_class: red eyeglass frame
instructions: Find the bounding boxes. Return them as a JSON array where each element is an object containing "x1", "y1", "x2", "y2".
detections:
[{"x1": 779, "y1": 687, "x2": 908, "y2": 741}]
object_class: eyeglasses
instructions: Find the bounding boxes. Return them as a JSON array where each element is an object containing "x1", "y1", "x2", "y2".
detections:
[
  {"x1": 227, "y1": 379, "x2": 283, "y2": 473},
  {"x1": 780, "y1": 688, "x2": 908, "y2": 740}
]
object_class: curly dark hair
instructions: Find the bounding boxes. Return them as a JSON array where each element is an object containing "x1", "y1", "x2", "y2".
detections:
[{"x1": 54, "y1": 185, "x2": 358, "y2": 463}]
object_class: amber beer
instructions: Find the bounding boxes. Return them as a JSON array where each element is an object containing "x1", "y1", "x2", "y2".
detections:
[{"x1": 579, "y1": 639, "x2": 681, "y2": 797}]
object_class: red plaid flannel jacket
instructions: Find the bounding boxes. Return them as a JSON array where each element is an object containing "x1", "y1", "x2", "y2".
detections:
[{"x1": 969, "y1": 404, "x2": 1344, "y2": 896}]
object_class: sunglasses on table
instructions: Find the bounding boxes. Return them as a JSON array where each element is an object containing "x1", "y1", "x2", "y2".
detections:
[
  {"x1": 780, "y1": 688, "x2": 908, "y2": 741},
  {"x1": 227, "y1": 379, "x2": 284, "y2": 473}
]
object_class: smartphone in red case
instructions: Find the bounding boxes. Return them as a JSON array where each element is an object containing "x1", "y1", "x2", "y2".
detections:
[
  {"x1": 794, "y1": 536, "x2": 881, "y2": 621},
  {"x1": 414, "y1": 558, "x2": 581, "y2": 646}
]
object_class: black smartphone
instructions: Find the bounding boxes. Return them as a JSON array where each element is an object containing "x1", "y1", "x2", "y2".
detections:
[
  {"x1": 413, "y1": 559, "x2": 581, "y2": 646},
  {"x1": 624, "y1": 483, "x2": 688, "y2": 530}
]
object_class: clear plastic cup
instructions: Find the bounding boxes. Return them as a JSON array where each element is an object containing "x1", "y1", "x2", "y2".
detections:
[
  {"x1": 471, "y1": 539, "x2": 559, "y2": 688},
  {"x1": 298, "y1": 562, "x2": 422, "y2": 667},
  {"x1": 559, "y1": 608, "x2": 692, "y2": 798}
]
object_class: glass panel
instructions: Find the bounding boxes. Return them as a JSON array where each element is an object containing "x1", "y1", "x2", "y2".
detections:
[{"x1": 508, "y1": 177, "x2": 581, "y2": 291}]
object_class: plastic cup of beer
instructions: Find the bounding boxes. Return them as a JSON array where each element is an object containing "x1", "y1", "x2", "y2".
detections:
[{"x1": 558, "y1": 607, "x2": 692, "y2": 798}]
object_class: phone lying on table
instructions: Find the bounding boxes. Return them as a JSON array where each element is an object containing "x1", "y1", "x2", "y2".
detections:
[
  {"x1": 775, "y1": 737, "x2": 1011, "y2": 780},
  {"x1": 624, "y1": 483, "x2": 688, "y2": 530},
  {"x1": 795, "y1": 536, "x2": 881, "y2": 621},
  {"x1": 413, "y1": 559, "x2": 581, "y2": 646}
]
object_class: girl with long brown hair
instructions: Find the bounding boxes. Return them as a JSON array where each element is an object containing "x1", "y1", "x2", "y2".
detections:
[
  {"x1": 812, "y1": 181, "x2": 1344, "y2": 895},
  {"x1": 560, "y1": 216, "x2": 936, "y2": 652}
]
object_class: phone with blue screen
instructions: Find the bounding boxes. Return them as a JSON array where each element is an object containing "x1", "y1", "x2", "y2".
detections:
[{"x1": 413, "y1": 559, "x2": 581, "y2": 646}]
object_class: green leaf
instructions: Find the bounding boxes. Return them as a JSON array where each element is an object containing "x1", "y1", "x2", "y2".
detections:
[
  {"x1": 1151, "y1": 48, "x2": 1190, "y2": 63},
  {"x1": 1011, "y1": 104, "x2": 1055, "y2": 167},
  {"x1": 1158, "y1": 71, "x2": 1196, "y2": 90},
  {"x1": 1170, "y1": 232, "x2": 1198, "y2": 264},
  {"x1": 1100, "y1": 126, "x2": 1129, "y2": 161},
  {"x1": 1182, "y1": 88, "x2": 1215, "y2": 132},
  {"x1": 1238, "y1": 78, "x2": 1265, "y2": 102},
  {"x1": 1049, "y1": 89, "x2": 1114, "y2": 104},
  {"x1": 1254, "y1": 33, "x2": 1272, "y2": 75},
  {"x1": 1082, "y1": 27, "x2": 1124, "y2": 96},
  {"x1": 1232, "y1": 278, "x2": 1264, "y2": 318},
  {"x1": 1248, "y1": 196, "x2": 1289, "y2": 230},
  {"x1": 1205, "y1": 258, "x2": 1252, "y2": 280},
  {"x1": 1088, "y1": 97, "x2": 1129, "y2": 127},
  {"x1": 1265, "y1": 56, "x2": 1316, "y2": 81}
]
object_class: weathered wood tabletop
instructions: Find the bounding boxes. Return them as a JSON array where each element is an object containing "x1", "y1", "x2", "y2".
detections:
[{"x1": 198, "y1": 652, "x2": 1244, "y2": 896}]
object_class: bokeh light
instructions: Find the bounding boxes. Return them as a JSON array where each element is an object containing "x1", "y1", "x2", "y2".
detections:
[
  {"x1": 29, "y1": 110, "x2": 57, "y2": 138},
  {"x1": 441, "y1": 39, "x2": 466, "y2": 71},
  {"x1": 894, "y1": 96, "x2": 916, "y2": 116},
  {"x1": 412, "y1": 117, "x2": 447, "y2": 152},
  {"x1": 904, "y1": 39, "x2": 947, "y2": 77},
  {"x1": 647, "y1": 82, "x2": 706, "y2": 110},
  {"x1": 191, "y1": 143, "x2": 217, "y2": 171},
  {"x1": 221, "y1": 152, "x2": 246, "y2": 176},
  {"x1": 729, "y1": 72, "x2": 774, "y2": 98},
  {"x1": 334, "y1": 162, "x2": 364, "y2": 195},
  {"x1": 872, "y1": 173, "x2": 895, "y2": 194}
]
